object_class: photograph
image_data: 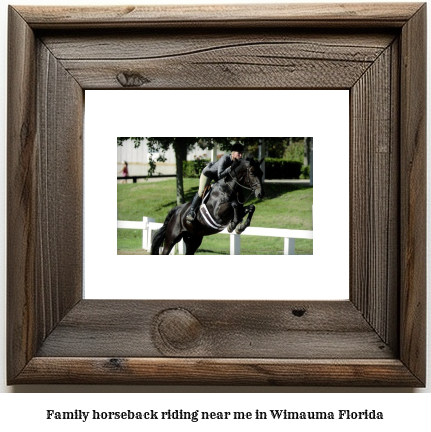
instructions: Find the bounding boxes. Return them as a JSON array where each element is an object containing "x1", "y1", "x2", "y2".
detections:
[{"x1": 116, "y1": 138, "x2": 314, "y2": 256}]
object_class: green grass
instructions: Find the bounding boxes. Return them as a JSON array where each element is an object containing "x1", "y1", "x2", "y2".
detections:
[{"x1": 117, "y1": 179, "x2": 313, "y2": 255}]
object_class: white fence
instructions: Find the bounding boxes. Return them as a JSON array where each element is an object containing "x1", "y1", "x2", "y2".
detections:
[{"x1": 118, "y1": 216, "x2": 313, "y2": 255}]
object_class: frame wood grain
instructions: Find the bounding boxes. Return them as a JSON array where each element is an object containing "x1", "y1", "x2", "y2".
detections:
[{"x1": 7, "y1": 3, "x2": 426, "y2": 386}]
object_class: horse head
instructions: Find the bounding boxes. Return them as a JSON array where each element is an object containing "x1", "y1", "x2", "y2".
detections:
[{"x1": 241, "y1": 157, "x2": 264, "y2": 199}]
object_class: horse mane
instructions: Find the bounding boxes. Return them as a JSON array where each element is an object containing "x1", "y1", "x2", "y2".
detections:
[
  {"x1": 243, "y1": 156, "x2": 262, "y2": 168},
  {"x1": 239, "y1": 157, "x2": 255, "y2": 167},
  {"x1": 244, "y1": 156, "x2": 260, "y2": 166}
]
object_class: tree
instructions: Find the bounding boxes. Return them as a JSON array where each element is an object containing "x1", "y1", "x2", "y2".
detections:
[
  {"x1": 224, "y1": 138, "x2": 289, "y2": 158},
  {"x1": 117, "y1": 137, "x2": 199, "y2": 205},
  {"x1": 147, "y1": 138, "x2": 238, "y2": 205},
  {"x1": 117, "y1": 137, "x2": 287, "y2": 205},
  {"x1": 117, "y1": 137, "x2": 237, "y2": 205},
  {"x1": 146, "y1": 138, "x2": 197, "y2": 205}
]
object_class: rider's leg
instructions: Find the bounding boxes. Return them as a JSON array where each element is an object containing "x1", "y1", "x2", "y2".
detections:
[
  {"x1": 186, "y1": 193, "x2": 202, "y2": 222},
  {"x1": 186, "y1": 173, "x2": 210, "y2": 221}
]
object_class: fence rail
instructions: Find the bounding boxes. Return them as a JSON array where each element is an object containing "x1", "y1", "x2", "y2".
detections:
[
  {"x1": 118, "y1": 216, "x2": 312, "y2": 255},
  {"x1": 117, "y1": 175, "x2": 175, "y2": 183}
]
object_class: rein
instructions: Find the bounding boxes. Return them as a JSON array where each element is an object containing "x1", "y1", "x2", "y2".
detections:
[{"x1": 226, "y1": 164, "x2": 260, "y2": 204}]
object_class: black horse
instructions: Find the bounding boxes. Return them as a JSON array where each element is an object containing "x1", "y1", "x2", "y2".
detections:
[{"x1": 151, "y1": 157, "x2": 264, "y2": 255}]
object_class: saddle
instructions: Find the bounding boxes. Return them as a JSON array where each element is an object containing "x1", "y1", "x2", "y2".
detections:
[{"x1": 202, "y1": 184, "x2": 212, "y2": 202}]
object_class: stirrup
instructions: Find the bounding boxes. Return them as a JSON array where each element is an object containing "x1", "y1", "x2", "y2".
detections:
[{"x1": 187, "y1": 193, "x2": 202, "y2": 222}]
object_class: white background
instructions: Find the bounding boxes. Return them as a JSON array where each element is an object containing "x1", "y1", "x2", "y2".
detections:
[
  {"x1": 0, "y1": 0, "x2": 429, "y2": 426},
  {"x1": 84, "y1": 89, "x2": 349, "y2": 300}
]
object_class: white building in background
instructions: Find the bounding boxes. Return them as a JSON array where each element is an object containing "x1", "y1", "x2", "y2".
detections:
[{"x1": 117, "y1": 138, "x2": 222, "y2": 177}]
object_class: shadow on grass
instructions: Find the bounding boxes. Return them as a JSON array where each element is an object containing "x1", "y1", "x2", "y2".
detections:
[
  {"x1": 148, "y1": 182, "x2": 312, "y2": 219},
  {"x1": 195, "y1": 248, "x2": 229, "y2": 255},
  {"x1": 155, "y1": 186, "x2": 199, "y2": 214},
  {"x1": 260, "y1": 183, "x2": 311, "y2": 201}
]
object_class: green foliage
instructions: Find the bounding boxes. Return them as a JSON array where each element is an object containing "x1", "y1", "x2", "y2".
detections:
[
  {"x1": 234, "y1": 138, "x2": 290, "y2": 158},
  {"x1": 267, "y1": 140, "x2": 290, "y2": 158},
  {"x1": 117, "y1": 137, "x2": 309, "y2": 203},
  {"x1": 117, "y1": 137, "x2": 144, "y2": 147},
  {"x1": 285, "y1": 140, "x2": 305, "y2": 162},
  {"x1": 265, "y1": 158, "x2": 303, "y2": 179},
  {"x1": 183, "y1": 158, "x2": 210, "y2": 178},
  {"x1": 117, "y1": 137, "x2": 303, "y2": 164},
  {"x1": 300, "y1": 165, "x2": 310, "y2": 179},
  {"x1": 196, "y1": 138, "x2": 235, "y2": 151}
]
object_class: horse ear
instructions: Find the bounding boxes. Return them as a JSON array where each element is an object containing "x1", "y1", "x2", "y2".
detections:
[{"x1": 259, "y1": 158, "x2": 265, "y2": 166}]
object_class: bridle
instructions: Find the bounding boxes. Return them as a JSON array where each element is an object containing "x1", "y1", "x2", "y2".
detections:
[{"x1": 226, "y1": 163, "x2": 261, "y2": 204}]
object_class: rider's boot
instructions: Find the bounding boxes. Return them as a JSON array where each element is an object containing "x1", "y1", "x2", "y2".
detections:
[{"x1": 186, "y1": 193, "x2": 202, "y2": 222}]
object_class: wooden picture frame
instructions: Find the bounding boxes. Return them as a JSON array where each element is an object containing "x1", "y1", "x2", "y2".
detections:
[{"x1": 7, "y1": 3, "x2": 426, "y2": 386}]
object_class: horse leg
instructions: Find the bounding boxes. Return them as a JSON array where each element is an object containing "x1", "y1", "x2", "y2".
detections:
[
  {"x1": 235, "y1": 204, "x2": 255, "y2": 234},
  {"x1": 227, "y1": 201, "x2": 242, "y2": 233},
  {"x1": 160, "y1": 220, "x2": 183, "y2": 255},
  {"x1": 161, "y1": 234, "x2": 182, "y2": 255},
  {"x1": 183, "y1": 235, "x2": 203, "y2": 255}
]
